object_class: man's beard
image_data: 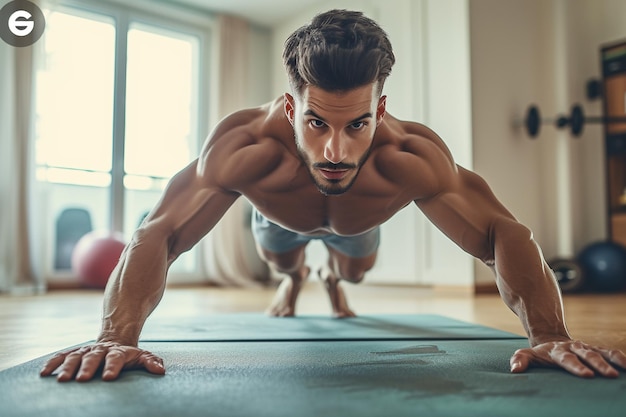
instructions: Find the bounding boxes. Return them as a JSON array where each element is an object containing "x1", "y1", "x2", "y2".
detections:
[{"x1": 295, "y1": 135, "x2": 372, "y2": 196}]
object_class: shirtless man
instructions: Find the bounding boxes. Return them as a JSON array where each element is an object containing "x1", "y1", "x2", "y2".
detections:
[{"x1": 41, "y1": 9, "x2": 626, "y2": 382}]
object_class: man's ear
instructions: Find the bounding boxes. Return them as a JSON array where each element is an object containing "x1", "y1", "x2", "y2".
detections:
[
  {"x1": 376, "y1": 95, "x2": 387, "y2": 126},
  {"x1": 284, "y1": 93, "x2": 295, "y2": 126}
]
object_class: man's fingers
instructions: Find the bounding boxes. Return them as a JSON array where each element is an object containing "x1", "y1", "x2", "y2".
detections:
[
  {"x1": 137, "y1": 353, "x2": 166, "y2": 375},
  {"x1": 76, "y1": 348, "x2": 107, "y2": 382},
  {"x1": 56, "y1": 349, "x2": 88, "y2": 382},
  {"x1": 102, "y1": 349, "x2": 126, "y2": 381},
  {"x1": 569, "y1": 344, "x2": 619, "y2": 378},
  {"x1": 510, "y1": 346, "x2": 592, "y2": 377},
  {"x1": 510, "y1": 349, "x2": 532, "y2": 373},
  {"x1": 39, "y1": 344, "x2": 164, "y2": 382},
  {"x1": 551, "y1": 350, "x2": 595, "y2": 378},
  {"x1": 40, "y1": 350, "x2": 74, "y2": 377},
  {"x1": 602, "y1": 348, "x2": 626, "y2": 370}
]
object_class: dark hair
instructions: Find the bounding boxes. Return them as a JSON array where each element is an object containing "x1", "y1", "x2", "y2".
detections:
[{"x1": 283, "y1": 9, "x2": 395, "y2": 96}]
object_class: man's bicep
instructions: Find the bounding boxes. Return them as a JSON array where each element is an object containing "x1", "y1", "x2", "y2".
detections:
[
  {"x1": 414, "y1": 166, "x2": 515, "y2": 262},
  {"x1": 141, "y1": 159, "x2": 240, "y2": 257}
]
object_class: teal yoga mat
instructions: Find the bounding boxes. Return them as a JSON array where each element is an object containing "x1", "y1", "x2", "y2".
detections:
[
  {"x1": 139, "y1": 313, "x2": 525, "y2": 341},
  {"x1": 1, "y1": 315, "x2": 624, "y2": 417}
]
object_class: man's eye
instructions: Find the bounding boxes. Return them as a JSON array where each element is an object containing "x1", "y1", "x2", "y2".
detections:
[
  {"x1": 310, "y1": 119, "x2": 326, "y2": 128},
  {"x1": 351, "y1": 121, "x2": 365, "y2": 129}
]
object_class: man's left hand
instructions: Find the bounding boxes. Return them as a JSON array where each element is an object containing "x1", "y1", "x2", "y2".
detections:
[{"x1": 510, "y1": 340, "x2": 626, "y2": 378}]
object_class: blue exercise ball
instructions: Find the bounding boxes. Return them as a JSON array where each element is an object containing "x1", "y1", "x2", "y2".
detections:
[{"x1": 576, "y1": 241, "x2": 626, "y2": 292}]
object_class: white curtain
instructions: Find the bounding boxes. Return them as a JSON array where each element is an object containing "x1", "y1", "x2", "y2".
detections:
[
  {"x1": 202, "y1": 15, "x2": 269, "y2": 286},
  {"x1": 0, "y1": 25, "x2": 45, "y2": 294}
]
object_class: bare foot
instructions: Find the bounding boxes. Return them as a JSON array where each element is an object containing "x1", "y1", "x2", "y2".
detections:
[
  {"x1": 265, "y1": 266, "x2": 310, "y2": 317},
  {"x1": 318, "y1": 267, "x2": 356, "y2": 318}
]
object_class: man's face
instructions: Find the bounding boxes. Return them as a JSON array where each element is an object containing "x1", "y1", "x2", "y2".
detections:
[{"x1": 284, "y1": 83, "x2": 386, "y2": 196}]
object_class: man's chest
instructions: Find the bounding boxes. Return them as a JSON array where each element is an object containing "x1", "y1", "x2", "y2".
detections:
[{"x1": 242, "y1": 175, "x2": 414, "y2": 236}]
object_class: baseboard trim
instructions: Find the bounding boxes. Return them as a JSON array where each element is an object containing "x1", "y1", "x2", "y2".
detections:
[{"x1": 474, "y1": 282, "x2": 499, "y2": 294}]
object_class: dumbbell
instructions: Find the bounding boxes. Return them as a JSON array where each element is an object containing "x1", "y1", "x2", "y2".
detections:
[
  {"x1": 525, "y1": 104, "x2": 626, "y2": 138},
  {"x1": 548, "y1": 258, "x2": 585, "y2": 293}
]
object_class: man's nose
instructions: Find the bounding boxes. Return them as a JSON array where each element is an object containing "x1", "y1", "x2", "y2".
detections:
[{"x1": 323, "y1": 132, "x2": 347, "y2": 164}]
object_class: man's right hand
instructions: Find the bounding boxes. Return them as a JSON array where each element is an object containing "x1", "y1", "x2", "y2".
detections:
[{"x1": 39, "y1": 342, "x2": 165, "y2": 382}]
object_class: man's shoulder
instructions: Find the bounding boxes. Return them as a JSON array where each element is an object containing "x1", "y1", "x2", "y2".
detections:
[
  {"x1": 198, "y1": 99, "x2": 293, "y2": 189},
  {"x1": 371, "y1": 117, "x2": 457, "y2": 197},
  {"x1": 376, "y1": 117, "x2": 454, "y2": 165},
  {"x1": 207, "y1": 99, "x2": 286, "y2": 145}
]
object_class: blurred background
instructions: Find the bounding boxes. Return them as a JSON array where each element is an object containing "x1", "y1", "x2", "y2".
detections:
[{"x1": 1, "y1": 0, "x2": 626, "y2": 294}]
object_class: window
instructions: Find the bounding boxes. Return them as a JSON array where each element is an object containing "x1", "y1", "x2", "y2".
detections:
[{"x1": 35, "y1": 3, "x2": 209, "y2": 280}]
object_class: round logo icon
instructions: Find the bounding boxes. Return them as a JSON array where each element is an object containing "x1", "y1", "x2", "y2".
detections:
[{"x1": 0, "y1": 0, "x2": 45, "y2": 47}]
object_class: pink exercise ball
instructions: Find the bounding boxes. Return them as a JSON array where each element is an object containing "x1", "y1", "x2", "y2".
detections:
[{"x1": 71, "y1": 231, "x2": 126, "y2": 289}]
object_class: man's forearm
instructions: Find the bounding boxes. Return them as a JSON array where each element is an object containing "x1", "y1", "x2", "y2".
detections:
[
  {"x1": 496, "y1": 270, "x2": 571, "y2": 346},
  {"x1": 97, "y1": 230, "x2": 169, "y2": 346},
  {"x1": 492, "y1": 221, "x2": 571, "y2": 346}
]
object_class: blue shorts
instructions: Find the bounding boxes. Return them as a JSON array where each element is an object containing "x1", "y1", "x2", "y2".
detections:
[{"x1": 251, "y1": 209, "x2": 380, "y2": 258}]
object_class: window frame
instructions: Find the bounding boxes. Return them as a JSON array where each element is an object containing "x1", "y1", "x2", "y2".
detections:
[{"x1": 38, "y1": 0, "x2": 214, "y2": 282}]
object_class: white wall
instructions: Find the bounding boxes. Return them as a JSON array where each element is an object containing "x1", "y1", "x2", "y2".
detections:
[
  {"x1": 564, "y1": 0, "x2": 626, "y2": 248},
  {"x1": 246, "y1": 25, "x2": 273, "y2": 107},
  {"x1": 469, "y1": 0, "x2": 626, "y2": 284},
  {"x1": 469, "y1": 0, "x2": 560, "y2": 284}
]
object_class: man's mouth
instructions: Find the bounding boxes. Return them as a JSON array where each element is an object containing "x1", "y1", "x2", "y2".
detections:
[
  {"x1": 313, "y1": 162, "x2": 355, "y2": 181},
  {"x1": 318, "y1": 168, "x2": 349, "y2": 181}
]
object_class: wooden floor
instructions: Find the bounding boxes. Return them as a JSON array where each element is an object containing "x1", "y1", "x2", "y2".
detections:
[{"x1": 1, "y1": 282, "x2": 626, "y2": 372}]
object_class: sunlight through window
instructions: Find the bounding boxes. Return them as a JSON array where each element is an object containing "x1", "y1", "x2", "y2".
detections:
[
  {"x1": 36, "y1": 12, "x2": 115, "y2": 176},
  {"x1": 35, "y1": 7, "x2": 204, "y2": 277},
  {"x1": 125, "y1": 24, "x2": 198, "y2": 180}
]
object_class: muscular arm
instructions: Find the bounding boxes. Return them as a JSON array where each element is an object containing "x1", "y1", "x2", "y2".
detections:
[
  {"x1": 416, "y1": 166, "x2": 569, "y2": 345},
  {"x1": 102, "y1": 106, "x2": 274, "y2": 341},
  {"x1": 409, "y1": 129, "x2": 626, "y2": 377},
  {"x1": 40, "y1": 160, "x2": 240, "y2": 382},
  {"x1": 100, "y1": 161, "x2": 239, "y2": 347},
  {"x1": 40, "y1": 108, "x2": 274, "y2": 382}
]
